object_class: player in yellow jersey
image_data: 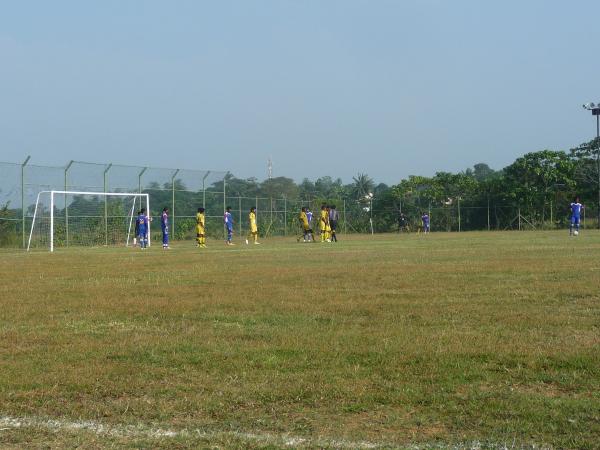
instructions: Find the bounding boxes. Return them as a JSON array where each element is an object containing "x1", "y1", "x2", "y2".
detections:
[
  {"x1": 245, "y1": 207, "x2": 261, "y2": 245},
  {"x1": 196, "y1": 207, "x2": 206, "y2": 248},
  {"x1": 297, "y1": 207, "x2": 312, "y2": 242},
  {"x1": 319, "y1": 204, "x2": 330, "y2": 242}
]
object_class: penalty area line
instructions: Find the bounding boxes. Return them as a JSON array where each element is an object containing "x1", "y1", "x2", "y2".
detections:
[{"x1": 0, "y1": 415, "x2": 381, "y2": 449}]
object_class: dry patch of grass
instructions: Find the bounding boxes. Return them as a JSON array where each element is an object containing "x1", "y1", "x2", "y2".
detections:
[{"x1": 1, "y1": 231, "x2": 599, "y2": 448}]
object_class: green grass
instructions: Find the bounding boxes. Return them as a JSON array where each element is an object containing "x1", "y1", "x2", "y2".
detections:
[{"x1": 1, "y1": 231, "x2": 599, "y2": 448}]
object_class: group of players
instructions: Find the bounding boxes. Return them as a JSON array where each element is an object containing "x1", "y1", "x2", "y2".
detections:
[
  {"x1": 298, "y1": 204, "x2": 339, "y2": 243},
  {"x1": 132, "y1": 196, "x2": 586, "y2": 250}
]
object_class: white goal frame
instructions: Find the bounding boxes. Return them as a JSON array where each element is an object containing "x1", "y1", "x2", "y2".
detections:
[{"x1": 27, "y1": 190, "x2": 150, "y2": 252}]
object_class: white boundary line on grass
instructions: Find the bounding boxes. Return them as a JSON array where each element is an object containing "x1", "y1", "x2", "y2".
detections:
[{"x1": 0, "y1": 415, "x2": 381, "y2": 448}]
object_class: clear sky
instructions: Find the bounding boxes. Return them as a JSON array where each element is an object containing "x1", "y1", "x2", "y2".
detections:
[{"x1": 1, "y1": 0, "x2": 599, "y2": 184}]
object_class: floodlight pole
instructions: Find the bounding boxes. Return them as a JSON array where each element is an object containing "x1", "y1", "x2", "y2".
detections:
[
  {"x1": 596, "y1": 111, "x2": 600, "y2": 229},
  {"x1": 64, "y1": 160, "x2": 74, "y2": 247},
  {"x1": 103, "y1": 163, "x2": 112, "y2": 246},
  {"x1": 171, "y1": 169, "x2": 179, "y2": 236},
  {"x1": 21, "y1": 155, "x2": 30, "y2": 249},
  {"x1": 202, "y1": 171, "x2": 210, "y2": 209},
  {"x1": 583, "y1": 104, "x2": 600, "y2": 229},
  {"x1": 138, "y1": 167, "x2": 147, "y2": 194}
]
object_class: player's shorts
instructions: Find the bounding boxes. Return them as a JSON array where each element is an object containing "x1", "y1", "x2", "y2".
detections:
[
  {"x1": 196, "y1": 225, "x2": 205, "y2": 235},
  {"x1": 571, "y1": 215, "x2": 580, "y2": 225},
  {"x1": 330, "y1": 220, "x2": 337, "y2": 231},
  {"x1": 250, "y1": 226, "x2": 258, "y2": 233}
]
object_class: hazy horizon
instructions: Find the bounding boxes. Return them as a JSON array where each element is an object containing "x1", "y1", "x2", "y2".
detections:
[{"x1": 1, "y1": 0, "x2": 599, "y2": 185}]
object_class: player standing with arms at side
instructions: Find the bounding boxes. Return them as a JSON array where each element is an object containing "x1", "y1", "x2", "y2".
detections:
[
  {"x1": 246, "y1": 207, "x2": 261, "y2": 245},
  {"x1": 224, "y1": 206, "x2": 235, "y2": 245},
  {"x1": 161, "y1": 207, "x2": 170, "y2": 249},
  {"x1": 421, "y1": 211, "x2": 430, "y2": 234},
  {"x1": 570, "y1": 196, "x2": 583, "y2": 236},
  {"x1": 196, "y1": 207, "x2": 206, "y2": 248},
  {"x1": 329, "y1": 205, "x2": 339, "y2": 242},
  {"x1": 319, "y1": 204, "x2": 330, "y2": 242},
  {"x1": 137, "y1": 208, "x2": 150, "y2": 249}
]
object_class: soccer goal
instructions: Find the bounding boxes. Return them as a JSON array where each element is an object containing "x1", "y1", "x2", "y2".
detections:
[{"x1": 27, "y1": 191, "x2": 150, "y2": 252}]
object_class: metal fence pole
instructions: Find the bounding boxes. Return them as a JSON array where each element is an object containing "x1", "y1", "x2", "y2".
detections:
[
  {"x1": 457, "y1": 196, "x2": 461, "y2": 232},
  {"x1": 223, "y1": 176, "x2": 227, "y2": 239},
  {"x1": 487, "y1": 195, "x2": 490, "y2": 231},
  {"x1": 21, "y1": 155, "x2": 31, "y2": 248},
  {"x1": 284, "y1": 196, "x2": 287, "y2": 236},
  {"x1": 103, "y1": 163, "x2": 112, "y2": 246},
  {"x1": 202, "y1": 171, "x2": 210, "y2": 209},
  {"x1": 238, "y1": 196, "x2": 242, "y2": 237},
  {"x1": 171, "y1": 169, "x2": 179, "y2": 237},
  {"x1": 65, "y1": 160, "x2": 74, "y2": 247},
  {"x1": 343, "y1": 199, "x2": 347, "y2": 234}
]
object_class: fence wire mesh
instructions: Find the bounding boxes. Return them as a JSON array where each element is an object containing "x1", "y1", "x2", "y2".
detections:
[{"x1": 0, "y1": 159, "x2": 594, "y2": 249}]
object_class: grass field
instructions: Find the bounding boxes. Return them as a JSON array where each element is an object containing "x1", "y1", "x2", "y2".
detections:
[{"x1": 1, "y1": 231, "x2": 599, "y2": 449}]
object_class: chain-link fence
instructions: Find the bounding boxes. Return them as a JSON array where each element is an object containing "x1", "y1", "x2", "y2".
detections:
[{"x1": 1, "y1": 158, "x2": 595, "y2": 249}]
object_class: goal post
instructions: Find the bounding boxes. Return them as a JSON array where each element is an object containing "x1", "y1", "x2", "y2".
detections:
[{"x1": 27, "y1": 191, "x2": 150, "y2": 252}]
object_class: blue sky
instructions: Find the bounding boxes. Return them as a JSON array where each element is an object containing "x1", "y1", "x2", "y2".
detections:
[{"x1": 1, "y1": 0, "x2": 599, "y2": 184}]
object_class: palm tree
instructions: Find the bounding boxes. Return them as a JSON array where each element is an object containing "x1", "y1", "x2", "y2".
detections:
[{"x1": 351, "y1": 173, "x2": 375, "y2": 200}]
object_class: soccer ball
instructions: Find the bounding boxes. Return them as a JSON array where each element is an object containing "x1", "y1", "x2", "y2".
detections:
[{"x1": 573, "y1": 230, "x2": 579, "y2": 236}]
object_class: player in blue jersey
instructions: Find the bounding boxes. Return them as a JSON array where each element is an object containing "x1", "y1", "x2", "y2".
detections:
[
  {"x1": 137, "y1": 208, "x2": 150, "y2": 249},
  {"x1": 421, "y1": 212, "x2": 430, "y2": 234},
  {"x1": 570, "y1": 196, "x2": 583, "y2": 236},
  {"x1": 224, "y1": 206, "x2": 235, "y2": 245},
  {"x1": 161, "y1": 207, "x2": 170, "y2": 249}
]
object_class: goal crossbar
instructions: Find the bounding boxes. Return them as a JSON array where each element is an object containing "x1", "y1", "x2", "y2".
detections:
[{"x1": 27, "y1": 190, "x2": 150, "y2": 252}]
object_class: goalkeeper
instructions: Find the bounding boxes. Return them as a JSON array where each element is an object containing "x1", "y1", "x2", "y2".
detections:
[{"x1": 137, "y1": 208, "x2": 149, "y2": 249}]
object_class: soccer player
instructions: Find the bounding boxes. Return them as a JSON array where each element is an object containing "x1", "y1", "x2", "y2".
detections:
[
  {"x1": 306, "y1": 207, "x2": 313, "y2": 228},
  {"x1": 196, "y1": 207, "x2": 206, "y2": 248},
  {"x1": 319, "y1": 204, "x2": 328, "y2": 242},
  {"x1": 421, "y1": 211, "x2": 430, "y2": 234},
  {"x1": 329, "y1": 205, "x2": 339, "y2": 242},
  {"x1": 570, "y1": 196, "x2": 583, "y2": 236},
  {"x1": 137, "y1": 208, "x2": 149, "y2": 249},
  {"x1": 224, "y1": 206, "x2": 235, "y2": 245},
  {"x1": 297, "y1": 207, "x2": 312, "y2": 242},
  {"x1": 246, "y1": 207, "x2": 261, "y2": 245},
  {"x1": 398, "y1": 212, "x2": 410, "y2": 233},
  {"x1": 161, "y1": 207, "x2": 170, "y2": 249},
  {"x1": 133, "y1": 210, "x2": 140, "y2": 246}
]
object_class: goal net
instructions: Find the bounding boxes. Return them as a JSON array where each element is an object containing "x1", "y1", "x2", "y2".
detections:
[{"x1": 27, "y1": 191, "x2": 150, "y2": 252}]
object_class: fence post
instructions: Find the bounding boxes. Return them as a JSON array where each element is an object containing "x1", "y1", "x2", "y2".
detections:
[
  {"x1": 223, "y1": 175, "x2": 227, "y2": 239},
  {"x1": 270, "y1": 197, "x2": 273, "y2": 232},
  {"x1": 103, "y1": 163, "x2": 112, "y2": 246},
  {"x1": 202, "y1": 171, "x2": 210, "y2": 209},
  {"x1": 518, "y1": 207, "x2": 521, "y2": 231},
  {"x1": 343, "y1": 199, "x2": 347, "y2": 234},
  {"x1": 21, "y1": 155, "x2": 31, "y2": 248},
  {"x1": 549, "y1": 201, "x2": 553, "y2": 229},
  {"x1": 487, "y1": 195, "x2": 490, "y2": 231},
  {"x1": 238, "y1": 195, "x2": 242, "y2": 237},
  {"x1": 284, "y1": 196, "x2": 287, "y2": 236},
  {"x1": 171, "y1": 169, "x2": 179, "y2": 237},
  {"x1": 457, "y1": 197, "x2": 461, "y2": 232},
  {"x1": 65, "y1": 160, "x2": 74, "y2": 247}
]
